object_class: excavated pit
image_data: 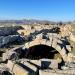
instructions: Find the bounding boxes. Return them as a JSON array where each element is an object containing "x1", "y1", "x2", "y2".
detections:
[{"x1": 25, "y1": 44, "x2": 62, "y2": 60}]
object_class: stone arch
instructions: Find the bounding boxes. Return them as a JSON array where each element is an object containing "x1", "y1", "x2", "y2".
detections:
[
  {"x1": 24, "y1": 38, "x2": 68, "y2": 61},
  {"x1": 27, "y1": 44, "x2": 61, "y2": 59}
]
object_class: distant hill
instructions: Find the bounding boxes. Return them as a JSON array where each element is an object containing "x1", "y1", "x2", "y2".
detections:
[
  {"x1": 0, "y1": 19, "x2": 74, "y2": 25},
  {"x1": 0, "y1": 19, "x2": 57, "y2": 25}
]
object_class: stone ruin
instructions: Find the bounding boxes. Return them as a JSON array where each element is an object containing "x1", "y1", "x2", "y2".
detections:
[{"x1": 0, "y1": 25, "x2": 75, "y2": 75}]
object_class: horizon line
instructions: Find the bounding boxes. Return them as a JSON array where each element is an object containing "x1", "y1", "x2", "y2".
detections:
[{"x1": 0, "y1": 18, "x2": 74, "y2": 22}]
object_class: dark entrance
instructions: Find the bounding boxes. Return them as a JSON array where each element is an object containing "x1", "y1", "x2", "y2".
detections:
[{"x1": 25, "y1": 44, "x2": 61, "y2": 60}]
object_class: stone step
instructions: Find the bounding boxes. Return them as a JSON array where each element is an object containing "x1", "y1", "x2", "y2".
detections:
[
  {"x1": 23, "y1": 61, "x2": 37, "y2": 72},
  {"x1": 7, "y1": 60, "x2": 37, "y2": 75},
  {"x1": 7, "y1": 60, "x2": 29, "y2": 75},
  {"x1": 39, "y1": 69, "x2": 75, "y2": 75},
  {"x1": 29, "y1": 60, "x2": 41, "y2": 68},
  {"x1": 40, "y1": 59, "x2": 58, "y2": 69},
  {"x1": 20, "y1": 61, "x2": 38, "y2": 75},
  {"x1": 39, "y1": 70, "x2": 61, "y2": 75}
]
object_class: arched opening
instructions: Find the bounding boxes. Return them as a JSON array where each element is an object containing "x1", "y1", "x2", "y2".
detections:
[{"x1": 25, "y1": 44, "x2": 62, "y2": 60}]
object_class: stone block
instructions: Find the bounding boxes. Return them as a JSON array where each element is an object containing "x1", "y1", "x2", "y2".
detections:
[
  {"x1": 2, "y1": 53, "x2": 7, "y2": 61},
  {"x1": 29, "y1": 60, "x2": 41, "y2": 68},
  {"x1": 3, "y1": 51, "x2": 18, "y2": 61},
  {"x1": 66, "y1": 45, "x2": 71, "y2": 52},
  {"x1": 39, "y1": 70, "x2": 59, "y2": 75},
  {"x1": 57, "y1": 39, "x2": 63, "y2": 44},
  {"x1": 47, "y1": 33, "x2": 53, "y2": 37},
  {"x1": 52, "y1": 33, "x2": 58, "y2": 38},
  {"x1": 7, "y1": 60, "x2": 35, "y2": 75},
  {"x1": 7, "y1": 60, "x2": 14, "y2": 71},
  {"x1": 60, "y1": 47, "x2": 66, "y2": 55},
  {"x1": 36, "y1": 33, "x2": 43, "y2": 39},
  {"x1": 41, "y1": 59, "x2": 58, "y2": 69},
  {"x1": 46, "y1": 41, "x2": 51, "y2": 46},
  {"x1": 13, "y1": 63, "x2": 29, "y2": 75},
  {"x1": 55, "y1": 45, "x2": 61, "y2": 51},
  {"x1": 23, "y1": 61, "x2": 37, "y2": 73},
  {"x1": 52, "y1": 38, "x2": 57, "y2": 48},
  {"x1": 25, "y1": 43, "x2": 29, "y2": 48},
  {"x1": 40, "y1": 39, "x2": 46, "y2": 45},
  {"x1": 49, "y1": 37, "x2": 53, "y2": 46}
]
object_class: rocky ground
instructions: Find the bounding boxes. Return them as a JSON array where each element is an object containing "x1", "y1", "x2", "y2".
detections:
[{"x1": 0, "y1": 24, "x2": 75, "y2": 75}]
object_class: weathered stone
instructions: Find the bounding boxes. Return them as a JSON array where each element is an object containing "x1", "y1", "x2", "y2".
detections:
[
  {"x1": 0, "y1": 26, "x2": 21, "y2": 36},
  {"x1": 39, "y1": 70, "x2": 59, "y2": 75},
  {"x1": 48, "y1": 37, "x2": 53, "y2": 46},
  {"x1": 41, "y1": 59, "x2": 58, "y2": 69},
  {"x1": 22, "y1": 61, "x2": 37, "y2": 73},
  {"x1": 7, "y1": 60, "x2": 15, "y2": 71},
  {"x1": 66, "y1": 45, "x2": 71, "y2": 52},
  {"x1": 13, "y1": 64, "x2": 29, "y2": 75},
  {"x1": 67, "y1": 53, "x2": 73, "y2": 62},
  {"x1": 0, "y1": 24, "x2": 74, "y2": 75},
  {"x1": 55, "y1": 45, "x2": 61, "y2": 51},
  {"x1": 52, "y1": 38, "x2": 57, "y2": 48},
  {"x1": 56, "y1": 69, "x2": 75, "y2": 75},
  {"x1": 57, "y1": 39, "x2": 63, "y2": 44},
  {"x1": 36, "y1": 33, "x2": 43, "y2": 39},
  {"x1": 47, "y1": 33, "x2": 53, "y2": 37},
  {"x1": 0, "y1": 63, "x2": 11, "y2": 75},
  {"x1": 46, "y1": 41, "x2": 51, "y2": 46},
  {"x1": 65, "y1": 62, "x2": 75, "y2": 68},
  {"x1": 29, "y1": 60, "x2": 41, "y2": 68},
  {"x1": 2, "y1": 51, "x2": 19, "y2": 61},
  {"x1": 60, "y1": 47, "x2": 66, "y2": 55},
  {"x1": 61, "y1": 66, "x2": 69, "y2": 70},
  {"x1": 7, "y1": 60, "x2": 29, "y2": 75},
  {"x1": 0, "y1": 35, "x2": 24, "y2": 47}
]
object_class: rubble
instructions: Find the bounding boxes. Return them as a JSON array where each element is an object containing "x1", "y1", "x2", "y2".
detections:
[
  {"x1": 0, "y1": 35, "x2": 24, "y2": 47},
  {"x1": 0, "y1": 26, "x2": 22, "y2": 36},
  {"x1": 0, "y1": 25, "x2": 75, "y2": 75}
]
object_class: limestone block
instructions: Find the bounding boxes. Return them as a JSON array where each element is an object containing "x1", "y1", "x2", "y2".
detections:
[
  {"x1": 39, "y1": 70, "x2": 59, "y2": 75},
  {"x1": 56, "y1": 69, "x2": 75, "y2": 75},
  {"x1": 3, "y1": 51, "x2": 18, "y2": 61},
  {"x1": 49, "y1": 37, "x2": 53, "y2": 46},
  {"x1": 66, "y1": 45, "x2": 71, "y2": 52},
  {"x1": 55, "y1": 45, "x2": 61, "y2": 51},
  {"x1": 7, "y1": 60, "x2": 14, "y2": 71},
  {"x1": 57, "y1": 34, "x2": 61, "y2": 39},
  {"x1": 67, "y1": 53, "x2": 73, "y2": 62},
  {"x1": 21, "y1": 25, "x2": 31, "y2": 30},
  {"x1": 40, "y1": 39, "x2": 46, "y2": 45},
  {"x1": 57, "y1": 39, "x2": 63, "y2": 44},
  {"x1": 25, "y1": 43, "x2": 29, "y2": 48},
  {"x1": 36, "y1": 33, "x2": 43, "y2": 39},
  {"x1": 29, "y1": 39, "x2": 41, "y2": 47},
  {"x1": 41, "y1": 59, "x2": 58, "y2": 69},
  {"x1": 46, "y1": 41, "x2": 51, "y2": 46},
  {"x1": 60, "y1": 47, "x2": 66, "y2": 55},
  {"x1": 61, "y1": 66, "x2": 69, "y2": 70},
  {"x1": 68, "y1": 53, "x2": 73, "y2": 58},
  {"x1": 52, "y1": 38, "x2": 57, "y2": 48},
  {"x1": 70, "y1": 33, "x2": 75, "y2": 42},
  {"x1": 7, "y1": 60, "x2": 31, "y2": 75},
  {"x1": 13, "y1": 64, "x2": 29, "y2": 75},
  {"x1": 47, "y1": 33, "x2": 53, "y2": 37},
  {"x1": 23, "y1": 61, "x2": 37, "y2": 73},
  {"x1": 52, "y1": 33, "x2": 57, "y2": 37},
  {"x1": 29, "y1": 60, "x2": 41, "y2": 68},
  {"x1": 2, "y1": 53, "x2": 7, "y2": 61}
]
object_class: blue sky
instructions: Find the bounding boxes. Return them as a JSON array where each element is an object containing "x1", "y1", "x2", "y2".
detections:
[{"x1": 0, "y1": 0, "x2": 75, "y2": 21}]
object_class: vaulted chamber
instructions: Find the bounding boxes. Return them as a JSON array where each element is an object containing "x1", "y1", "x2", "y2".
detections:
[{"x1": 25, "y1": 44, "x2": 61, "y2": 60}]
